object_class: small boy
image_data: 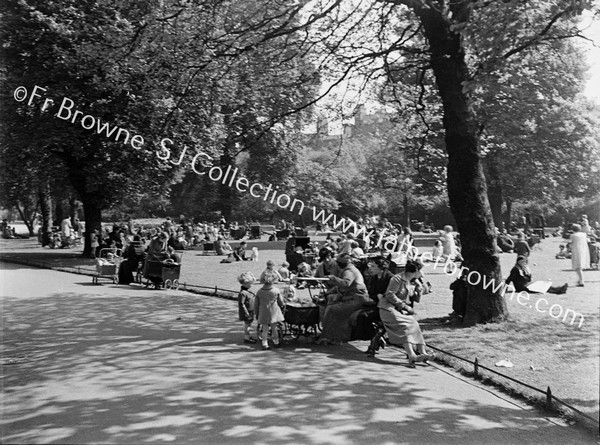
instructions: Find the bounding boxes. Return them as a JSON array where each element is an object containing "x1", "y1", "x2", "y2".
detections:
[{"x1": 237, "y1": 272, "x2": 257, "y2": 343}]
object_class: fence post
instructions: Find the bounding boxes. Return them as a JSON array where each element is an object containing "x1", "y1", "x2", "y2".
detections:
[
  {"x1": 214, "y1": 286, "x2": 218, "y2": 295},
  {"x1": 546, "y1": 386, "x2": 552, "y2": 410},
  {"x1": 474, "y1": 358, "x2": 479, "y2": 379}
]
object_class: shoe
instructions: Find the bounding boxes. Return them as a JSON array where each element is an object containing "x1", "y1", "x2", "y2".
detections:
[
  {"x1": 407, "y1": 358, "x2": 417, "y2": 368},
  {"x1": 577, "y1": 283, "x2": 584, "y2": 287},
  {"x1": 262, "y1": 345, "x2": 271, "y2": 350},
  {"x1": 416, "y1": 353, "x2": 435, "y2": 363},
  {"x1": 559, "y1": 284, "x2": 568, "y2": 294},
  {"x1": 244, "y1": 338, "x2": 257, "y2": 344}
]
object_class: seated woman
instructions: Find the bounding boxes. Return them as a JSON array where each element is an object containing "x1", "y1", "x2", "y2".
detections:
[
  {"x1": 118, "y1": 235, "x2": 146, "y2": 284},
  {"x1": 144, "y1": 232, "x2": 170, "y2": 285},
  {"x1": 366, "y1": 257, "x2": 394, "y2": 303},
  {"x1": 214, "y1": 236, "x2": 233, "y2": 256},
  {"x1": 505, "y1": 255, "x2": 567, "y2": 294},
  {"x1": 146, "y1": 232, "x2": 169, "y2": 261},
  {"x1": 377, "y1": 262, "x2": 435, "y2": 366},
  {"x1": 513, "y1": 232, "x2": 531, "y2": 257},
  {"x1": 317, "y1": 253, "x2": 371, "y2": 345},
  {"x1": 496, "y1": 230, "x2": 515, "y2": 253}
]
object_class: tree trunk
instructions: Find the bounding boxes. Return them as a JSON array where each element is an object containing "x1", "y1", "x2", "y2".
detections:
[
  {"x1": 218, "y1": 150, "x2": 234, "y2": 222},
  {"x1": 403, "y1": 193, "x2": 410, "y2": 228},
  {"x1": 505, "y1": 199, "x2": 513, "y2": 231},
  {"x1": 37, "y1": 183, "x2": 53, "y2": 246},
  {"x1": 486, "y1": 157, "x2": 503, "y2": 231},
  {"x1": 418, "y1": 6, "x2": 508, "y2": 324},
  {"x1": 81, "y1": 196, "x2": 103, "y2": 258},
  {"x1": 15, "y1": 202, "x2": 37, "y2": 236}
]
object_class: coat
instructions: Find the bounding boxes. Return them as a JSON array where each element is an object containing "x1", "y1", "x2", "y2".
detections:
[{"x1": 254, "y1": 285, "x2": 285, "y2": 325}]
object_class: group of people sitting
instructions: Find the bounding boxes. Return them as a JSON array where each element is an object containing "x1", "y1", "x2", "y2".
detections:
[
  {"x1": 94, "y1": 230, "x2": 183, "y2": 286},
  {"x1": 239, "y1": 245, "x2": 435, "y2": 366},
  {"x1": 316, "y1": 252, "x2": 434, "y2": 366}
]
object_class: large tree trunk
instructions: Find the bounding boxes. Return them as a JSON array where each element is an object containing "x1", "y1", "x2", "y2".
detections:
[
  {"x1": 417, "y1": 6, "x2": 508, "y2": 324},
  {"x1": 403, "y1": 193, "x2": 410, "y2": 228},
  {"x1": 486, "y1": 157, "x2": 504, "y2": 231},
  {"x1": 218, "y1": 150, "x2": 234, "y2": 222},
  {"x1": 15, "y1": 202, "x2": 37, "y2": 236},
  {"x1": 505, "y1": 199, "x2": 513, "y2": 231}
]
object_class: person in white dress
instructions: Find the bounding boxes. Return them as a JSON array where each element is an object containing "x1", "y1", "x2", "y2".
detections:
[
  {"x1": 570, "y1": 224, "x2": 590, "y2": 287},
  {"x1": 439, "y1": 225, "x2": 457, "y2": 260}
]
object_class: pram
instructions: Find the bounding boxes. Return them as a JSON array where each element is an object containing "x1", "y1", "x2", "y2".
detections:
[
  {"x1": 249, "y1": 225, "x2": 261, "y2": 240},
  {"x1": 142, "y1": 252, "x2": 183, "y2": 289},
  {"x1": 230, "y1": 227, "x2": 247, "y2": 240},
  {"x1": 93, "y1": 248, "x2": 122, "y2": 284},
  {"x1": 282, "y1": 302, "x2": 321, "y2": 339}
]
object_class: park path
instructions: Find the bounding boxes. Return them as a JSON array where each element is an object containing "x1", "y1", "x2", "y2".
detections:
[{"x1": 1, "y1": 263, "x2": 596, "y2": 444}]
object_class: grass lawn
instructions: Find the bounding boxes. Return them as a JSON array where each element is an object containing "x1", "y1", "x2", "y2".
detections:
[{"x1": 1, "y1": 233, "x2": 598, "y2": 425}]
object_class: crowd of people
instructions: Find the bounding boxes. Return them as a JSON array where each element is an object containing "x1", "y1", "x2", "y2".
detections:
[{"x1": 236, "y1": 235, "x2": 436, "y2": 366}]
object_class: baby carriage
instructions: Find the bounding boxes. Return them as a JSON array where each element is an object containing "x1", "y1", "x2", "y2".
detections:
[
  {"x1": 249, "y1": 225, "x2": 261, "y2": 240},
  {"x1": 142, "y1": 252, "x2": 183, "y2": 289},
  {"x1": 93, "y1": 248, "x2": 122, "y2": 284},
  {"x1": 282, "y1": 302, "x2": 321, "y2": 339}
]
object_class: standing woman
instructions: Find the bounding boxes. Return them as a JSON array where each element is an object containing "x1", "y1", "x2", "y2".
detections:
[
  {"x1": 378, "y1": 262, "x2": 434, "y2": 366},
  {"x1": 570, "y1": 224, "x2": 590, "y2": 287},
  {"x1": 439, "y1": 225, "x2": 457, "y2": 260}
]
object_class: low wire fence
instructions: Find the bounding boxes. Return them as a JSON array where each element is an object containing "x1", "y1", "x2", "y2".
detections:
[{"x1": 1, "y1": 255, "x2": 597, "y2": 427}]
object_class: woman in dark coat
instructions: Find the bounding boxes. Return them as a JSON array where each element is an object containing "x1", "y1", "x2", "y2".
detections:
[{"x1": 118, "y1": 235, "x2": 145, "y2": 284}]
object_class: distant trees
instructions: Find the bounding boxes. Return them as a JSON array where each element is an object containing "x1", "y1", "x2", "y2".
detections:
[{"x1": 1, "y1": 0, "x2": 319, "y2": 252}]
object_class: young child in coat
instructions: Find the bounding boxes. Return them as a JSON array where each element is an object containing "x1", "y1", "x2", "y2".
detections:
[
  {"x1": 237, "y1": 272, "x2": 257, "y2": 344},
  {"x1": 255, "y1": 269, "x2": 286, "y2": 350}
]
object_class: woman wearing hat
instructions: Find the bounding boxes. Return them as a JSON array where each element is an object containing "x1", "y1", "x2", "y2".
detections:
[
  {"x1": 317, "y1": 253, "x2": 370, "y2": 345},
  {"x1": 378, "y1": 261, "x2": 434, "y2": 366}
]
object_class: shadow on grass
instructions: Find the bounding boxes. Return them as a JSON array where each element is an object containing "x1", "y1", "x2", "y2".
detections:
[{"x1": 3, "y1": 291, "x2": 597, "y2": 444}]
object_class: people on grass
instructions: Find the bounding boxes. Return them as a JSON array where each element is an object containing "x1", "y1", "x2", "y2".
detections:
[
  {"x1": 214, "y1": 235, "x2": 233, "y2": 256},
  {"x1": 505, "y1": 255, "x2": 568, "y2": 294},
  {"x1": 513, "y1": 232, "x2": 531, "y2": 257}
]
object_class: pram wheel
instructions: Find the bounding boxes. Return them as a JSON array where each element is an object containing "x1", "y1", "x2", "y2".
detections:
[
  {"x1": 164, "y1": 279, "x2": 173, "y2": 289},
  {"x1": 173, "y1": 279, "x2": 179, "y2": 290},
  {"x1": 112, "y1": 276, "x2": 118, "y2": 284}
]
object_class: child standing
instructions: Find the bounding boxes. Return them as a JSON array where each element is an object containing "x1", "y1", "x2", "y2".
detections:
[
  {"x1": 237, "y1": 272, "x2": 257, "y2": 344},
  {"x1": 255, "y1": 269, "x2": 286, "y2": 350}
]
